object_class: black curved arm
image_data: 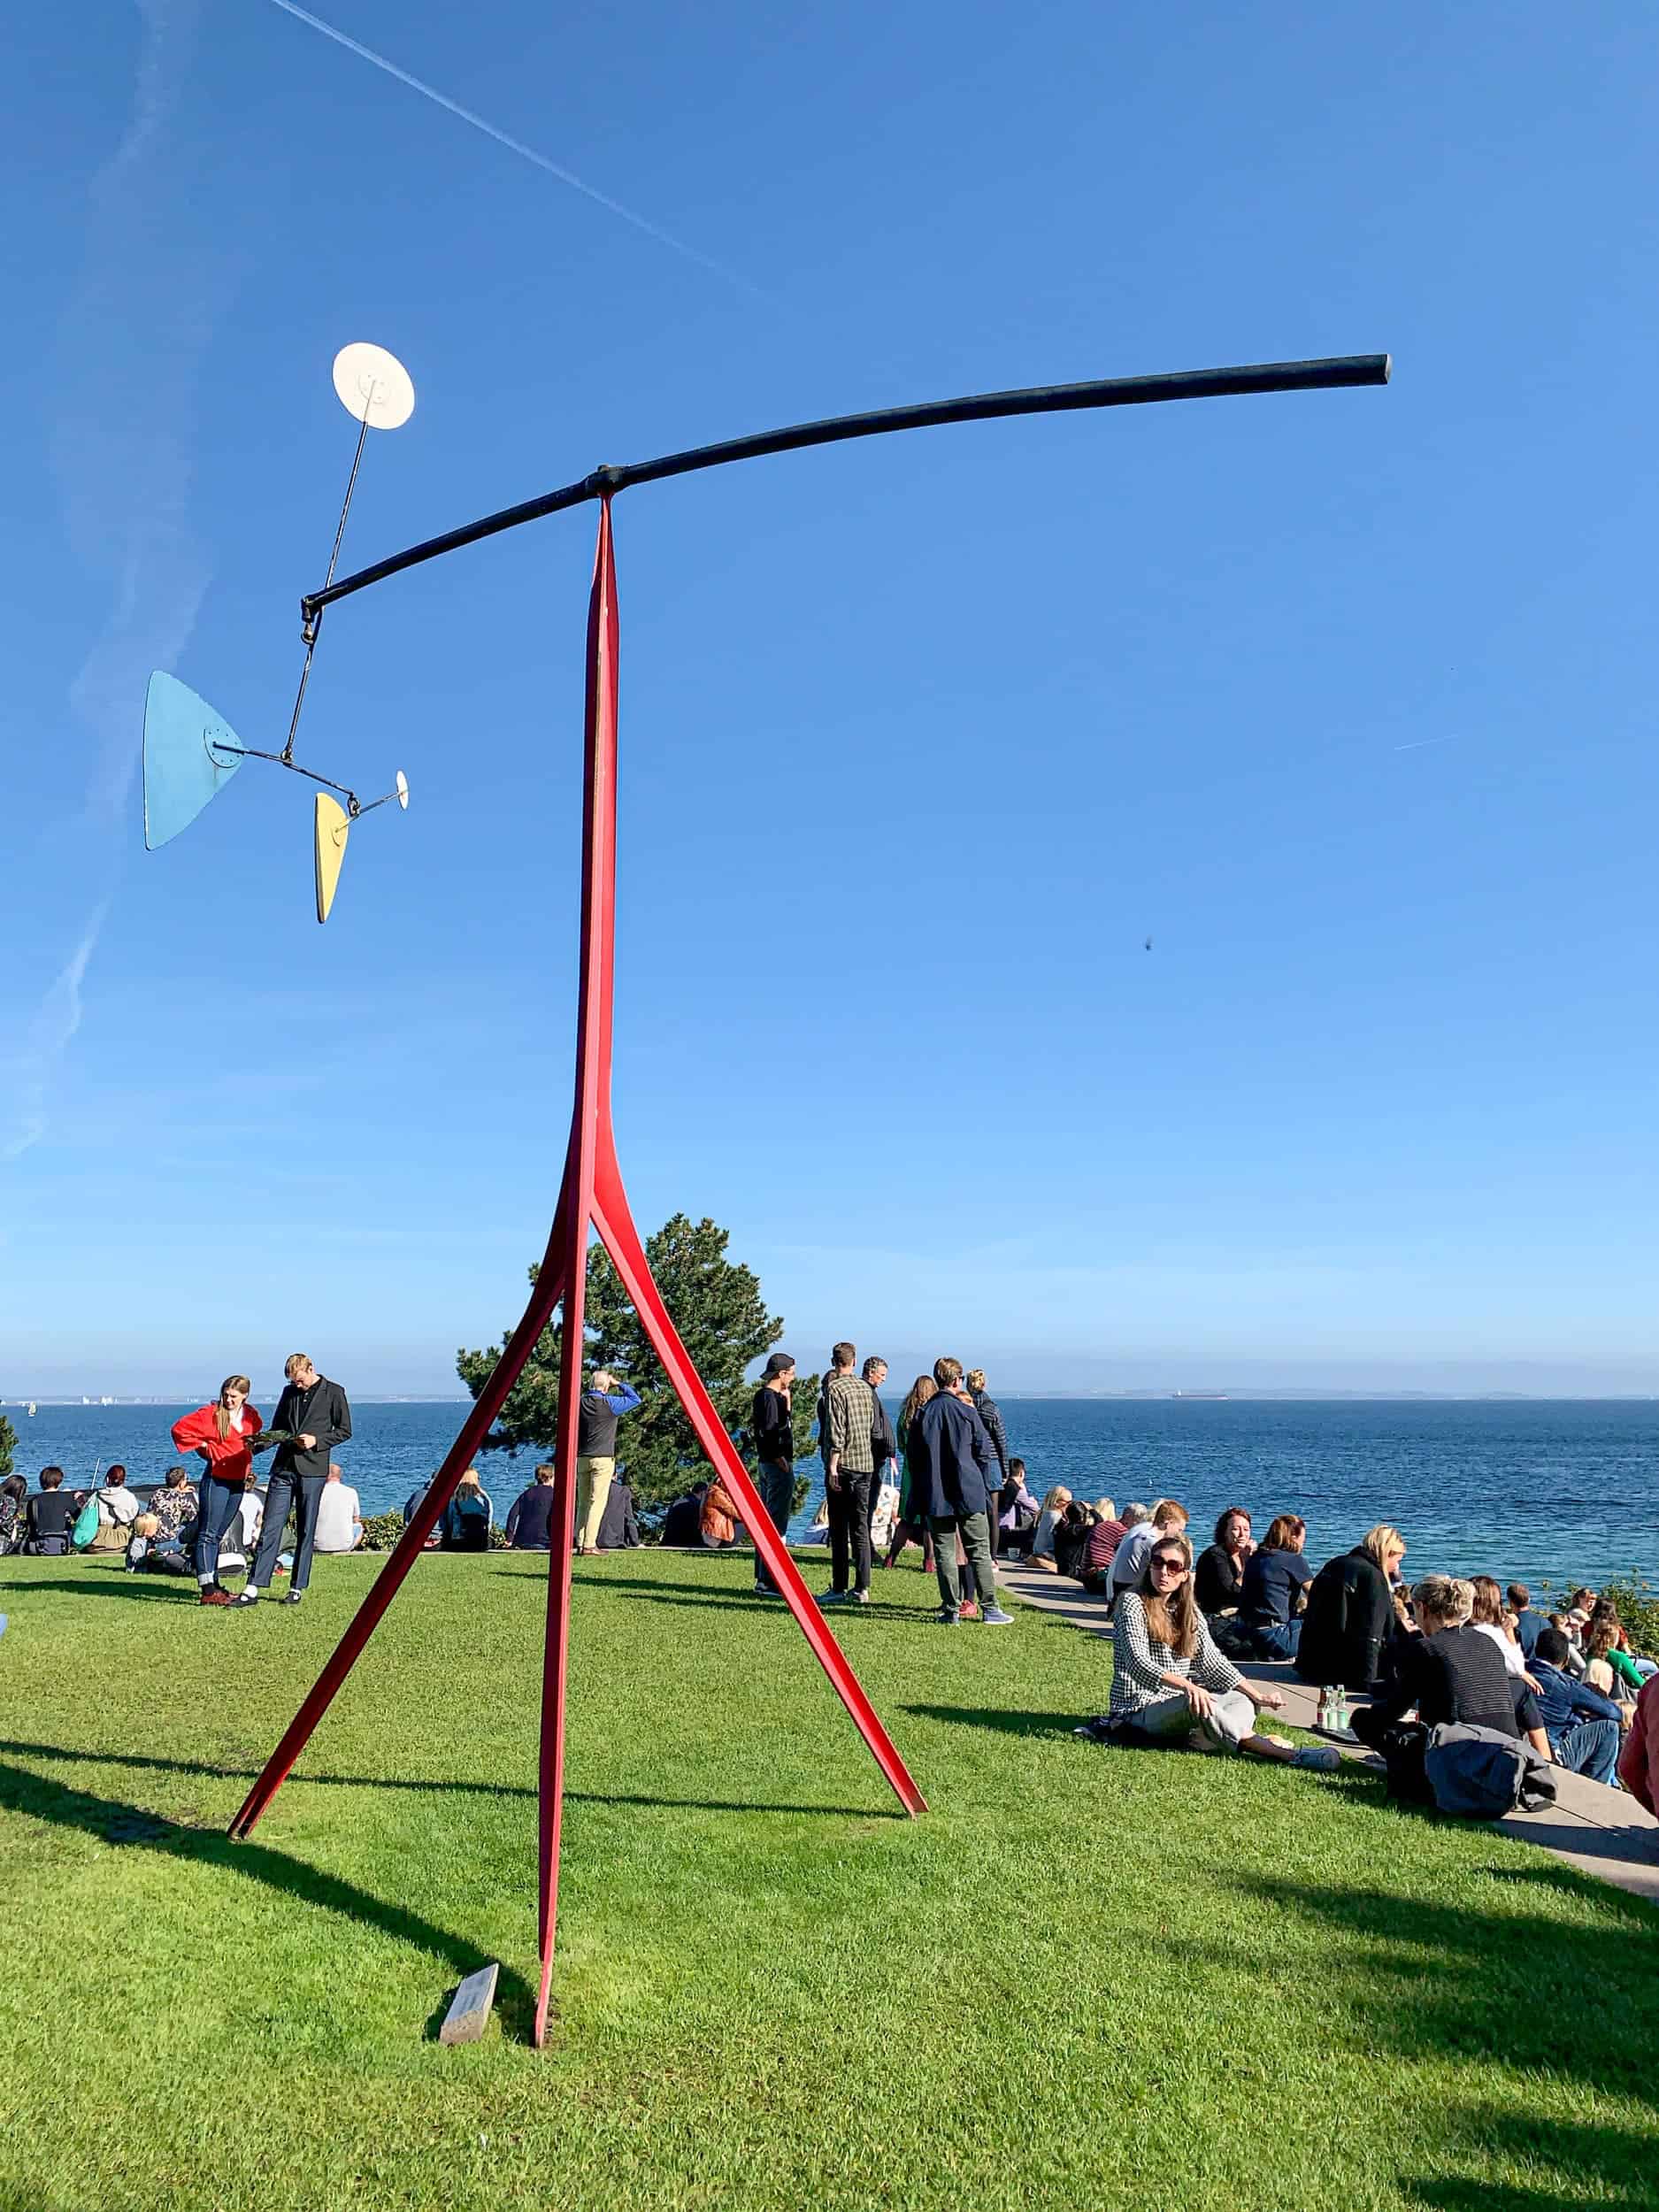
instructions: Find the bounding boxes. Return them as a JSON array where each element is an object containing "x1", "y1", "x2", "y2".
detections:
[{"x1": 299, "y1": 352, "x2": 1390, "y2": 631}]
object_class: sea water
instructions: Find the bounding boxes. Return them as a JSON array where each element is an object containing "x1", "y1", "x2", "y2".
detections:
[{"x1": 7, "y1": 1395, "x2": 1655, "y2": 1594}]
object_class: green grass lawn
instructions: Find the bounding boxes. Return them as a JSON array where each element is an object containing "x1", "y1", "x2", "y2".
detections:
[{"x1": 1, "y1": 1548, "x2": 1655, "y2": 2212}]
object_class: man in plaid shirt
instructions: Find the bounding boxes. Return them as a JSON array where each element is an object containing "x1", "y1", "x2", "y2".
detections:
[{"x1": 819, "y1": 1340, "x2": 877, "y2": 1605}]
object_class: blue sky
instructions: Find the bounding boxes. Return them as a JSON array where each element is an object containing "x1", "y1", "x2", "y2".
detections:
[{"x1": 4, "y1": 1, "x2": 1657, "y2": 1397}]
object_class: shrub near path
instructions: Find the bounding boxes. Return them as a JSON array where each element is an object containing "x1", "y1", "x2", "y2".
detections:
[{"x1": 0, "y1": 1549, "x2": 1654, "y2": 2212}]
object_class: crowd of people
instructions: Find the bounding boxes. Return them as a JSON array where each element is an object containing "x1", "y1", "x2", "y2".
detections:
[
  {"x1": 8, "y1": 1349, "x2": 1658, "y2": 1817},
  {"x1": 0, "y1": 1358, "x2": 366, "y2": 1606},
  {"x1": 1031, "y1": 1492, "x2": 1659, "y2": 1804}
]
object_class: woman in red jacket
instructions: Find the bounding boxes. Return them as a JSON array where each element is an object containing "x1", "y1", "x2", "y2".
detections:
[{"x1": 172, "y1": 1375, "x2": 263, "y2": 1605}]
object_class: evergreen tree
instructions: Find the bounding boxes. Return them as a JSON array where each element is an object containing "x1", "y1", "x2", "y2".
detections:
[
  {"x1": 456, "y1": 1213, "x2": 818, "y2": 1516},
  {"x1": 0, "y1": 1412, "x2": 13, "y2": 1486}
]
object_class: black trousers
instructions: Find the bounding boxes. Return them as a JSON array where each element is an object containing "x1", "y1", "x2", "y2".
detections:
[
  {"x1": 826, "y1": 1471, "x2": 873, "y2": 1594},
  {"x1": 250, "y1": 1470, "x2": 326, "y2": 1592}
]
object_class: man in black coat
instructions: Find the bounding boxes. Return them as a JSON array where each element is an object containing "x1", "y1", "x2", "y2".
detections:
[
  {"x1": 236, "y1": 1353, "x2": 352, "y2": 1607},
  {"x1": 911, "y1": 1359, "x2": 1014, "y2": 1627}
]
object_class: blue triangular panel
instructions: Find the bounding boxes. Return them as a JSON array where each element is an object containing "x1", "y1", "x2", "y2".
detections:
[{"x1": 142, "y1": 672, "x2": 246, "y2": 850}]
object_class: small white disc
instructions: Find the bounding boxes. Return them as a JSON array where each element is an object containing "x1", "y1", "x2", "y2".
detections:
[
  {"x1": 332, "y1": 342, "x2": 416, "y2": 430},
  {"x1": 396, "y1": 769, "x2": 409, "y2": 810}
]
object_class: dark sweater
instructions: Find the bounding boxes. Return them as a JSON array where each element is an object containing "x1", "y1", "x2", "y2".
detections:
[
  {"x1": 751, "y1": 1385, "x2": 795, "y2": 1469},
  {"x1": 25, "y1": 1491, "x2": 78, "y2": 1548},
  {"x1": 1194, "y1": 1544, "x2": 1246, "y2": 1614},
  {"x1": 504, "y1": 1485, "x2": 558, "y2": 1549},
  {"x1": 1371, "y1": 1625, "x2": 1541, "y2": 1738},
  {"x1": 578, "y1": 1382, "x2": 641, "y2": 1458},
  {"x1": 870, "y1": 1392, "x2": 898, "y2": 1469},
  {"x1": 968, "y1": 1389, "x2": 1010, "y2": 1479}
]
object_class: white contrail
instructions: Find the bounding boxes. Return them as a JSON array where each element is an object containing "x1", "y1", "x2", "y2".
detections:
[
  {"x1": 1, "y1": 910, "x2": 107, "y2": 1162},
  {"x1": 1393, "y1": 735, "x2": 1458, "y2": 752},
  {"x1": 265, "y1": 1, "x2": 762, "y2": 296}
]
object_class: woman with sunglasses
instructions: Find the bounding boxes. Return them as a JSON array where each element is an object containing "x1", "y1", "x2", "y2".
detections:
[{"x1": 1078, "y1": 1533, "x2": 1338, "y2": 1769}]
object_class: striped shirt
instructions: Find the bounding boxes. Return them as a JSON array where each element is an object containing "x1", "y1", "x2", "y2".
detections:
[{"x1": 1110, "y1": 1592, "x2": 1246, "y2": 1720}]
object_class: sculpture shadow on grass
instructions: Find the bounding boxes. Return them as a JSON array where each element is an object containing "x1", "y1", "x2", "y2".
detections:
[
  {"x1": 0, "y1": 1576, "x2": 204, "y2": 1604},
  {"x1": 0, "y1": 1756, "x2": 541, "y2": 2036},
  {"x1": 1231, "y1": 1864, "x2": 1659, "y2": 2209},
  {"x1": 0, "y1": 1740, "x2": 891, "y2": 1824},
  {"x1": 902, "y1": 1703, "x2": 1083, "y2": 1740}
]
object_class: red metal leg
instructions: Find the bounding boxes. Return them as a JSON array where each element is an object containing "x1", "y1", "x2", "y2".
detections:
[
  {"x1": 591, "y1": 1167, "x2": 926, "y2": 1816},
  {"x1": 534, "y1": 1454, "x2": 577, "y2": 2045}
]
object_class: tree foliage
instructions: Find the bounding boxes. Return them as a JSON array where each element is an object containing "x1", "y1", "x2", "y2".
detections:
[
  {"x1": 0, "y1": 1412, "x2": 13, "y2": 1485},
  {"x1": 456, "y1": 1213, "x2": 818, "y2": 1516}
]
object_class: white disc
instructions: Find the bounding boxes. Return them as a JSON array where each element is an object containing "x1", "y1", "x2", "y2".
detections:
[
  {"x1": 332, "y1": 342, "x2": 415, "y2": 430},
  {"x1": 396, "y1": 770, "x2": 409, "y2": 810}
]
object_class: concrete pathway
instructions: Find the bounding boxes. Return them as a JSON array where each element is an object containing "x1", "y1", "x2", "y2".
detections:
[{"x1": 997, "y1": 1562, "x2": 1659, "y2": 1905}]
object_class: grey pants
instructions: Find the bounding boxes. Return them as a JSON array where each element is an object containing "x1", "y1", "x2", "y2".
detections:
[
  {"x1": 929, "y1": 1510, "x2": 996, "y2": 1614},
  {"x1": 1119, "y1": 1687, "x2": 1258, "y2": 1751}
]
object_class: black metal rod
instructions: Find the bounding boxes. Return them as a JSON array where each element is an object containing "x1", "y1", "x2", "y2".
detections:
[
  {"x1": 216, "y1": 742, "x2": 360, "y2": 810},
  {"x1": 300, "y1": 352, "x2": 1389, "y2": 622},
  {"x1": 284, "y1": 407, "x2": 373, "y2": 754}
]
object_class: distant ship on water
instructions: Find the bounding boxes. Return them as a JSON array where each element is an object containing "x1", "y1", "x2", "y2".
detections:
[{"x1": 1169, "y1": 1391, "x2": 1229, "y2": 1401}]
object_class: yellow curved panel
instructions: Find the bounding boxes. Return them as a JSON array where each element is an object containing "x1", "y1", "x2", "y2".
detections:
[{"x1": 314, "y1": 795, "x2": 349, "y2": 924}]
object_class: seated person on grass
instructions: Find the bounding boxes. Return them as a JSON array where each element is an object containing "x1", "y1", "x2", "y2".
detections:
[
  {"x1": 1110, "y1": 1500, "x2": 1187, "y2": 1604},
  {"x1": 996, "y1": 1458, "x2": 1041, "y2": 1553},
  {"x1": 1194, "y1": 1507, "x2": 1254, "y2": 1616},
  {"x1": 23, "y1": 1468, "x2": 77, "y2": 1556},
  {"x1": 1026, "y1": 1485, "x2": 1072, "y2": 1571},
  {"x1": 1239, "y1": 1515, "x2": 1312, "y2": 1660},
  {"x1": 84, "y1": 1465, "x2": 143, "y2": 1552},
  {"x1": 0, "y1": 1475, "x2": 27, "y2": 1555},
  {"x1": 1077, "y1": 1499, "x2": 1125, "y2": 1595},
  {"x1": 150, "y1": 1464, "x2": 199, "y2": 1548},
  {"x1": 439, "y1": 1469, "x2": 491, "y2": 1552},
  {"x1": 1507, "y1": 1583, "x2": 1548, "y2": 1661},
  {"x1": 1353, "y1": 1576, "x2": 1551, "y2": 1760},
  {"x1": 661, "y1": 1484, "x2": 710, "y2": 1548},
  {"x1": 1077, "y1": 1532, "x2": 1338, "y2": 1770},
  {"x1": 1529, "y1": 1627, "x2": 1624, "y2": 1786},
  {"x1": 596, "y1": 1477, "x2": 642, "y2": 1551},
  {"x1": 504, "y1": 1463, "x2": 559, "y2": 1550},
  {"x1": 1583, "y1": 1604, "x2": 1647, "y2": 1698},
  {"x1": 1468, "y1": 1575, "x2": 1536, "y2": 1685}
]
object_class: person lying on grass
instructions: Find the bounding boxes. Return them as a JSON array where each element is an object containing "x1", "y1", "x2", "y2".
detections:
[{"x1": 1076, "y1": 1533, "x2": 1339, "y2": 1770}]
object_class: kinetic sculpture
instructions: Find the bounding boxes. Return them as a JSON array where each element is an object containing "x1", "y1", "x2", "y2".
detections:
[{"x1": 148, "y1": 344, "x2": 1389, "y2": 2044}]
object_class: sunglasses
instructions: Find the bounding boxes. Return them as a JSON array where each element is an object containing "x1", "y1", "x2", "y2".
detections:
[{"x1": 1149, "y1": 1555, "x2": 1187, "y2": 1576}]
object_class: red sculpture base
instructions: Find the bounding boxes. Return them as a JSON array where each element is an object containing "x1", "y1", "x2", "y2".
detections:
[{"x1": 228, "y1": 500, "x2": 926, "y2": 2047}]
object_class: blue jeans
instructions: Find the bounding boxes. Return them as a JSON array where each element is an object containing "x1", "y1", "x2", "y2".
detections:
[
  {"x1": 1550, "y1": 1717, "x2": 1622, "y2": 1787},
  {"x1": 1255, "y1": 1620, "x2": 1302, "y2": 1660},
  {"x1": 194, "y1": 1479, "x2": 249, "y2": 1586}
]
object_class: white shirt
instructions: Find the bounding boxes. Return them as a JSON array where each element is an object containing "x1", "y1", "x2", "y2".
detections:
[
  {"x1": 98, "y1": 1486, "x2": 142, "y2": 1528},
  {"x1": 1471, "y1": 1619, "x2": 1526, "y2": 1678},
  {"x1": 315, "y1": 1481, "x2": 362, "y2": 1553}
]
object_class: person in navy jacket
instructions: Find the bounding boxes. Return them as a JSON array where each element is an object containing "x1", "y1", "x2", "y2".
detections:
[{"x1": 910, "y1": 1358, "x2": 1014, "y2": 1627}]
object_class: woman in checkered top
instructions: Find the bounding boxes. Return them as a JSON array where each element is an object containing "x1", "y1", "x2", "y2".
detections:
[{"x1": 1079, "y1": 1532, "x2": 1339, "y2": 1770}]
